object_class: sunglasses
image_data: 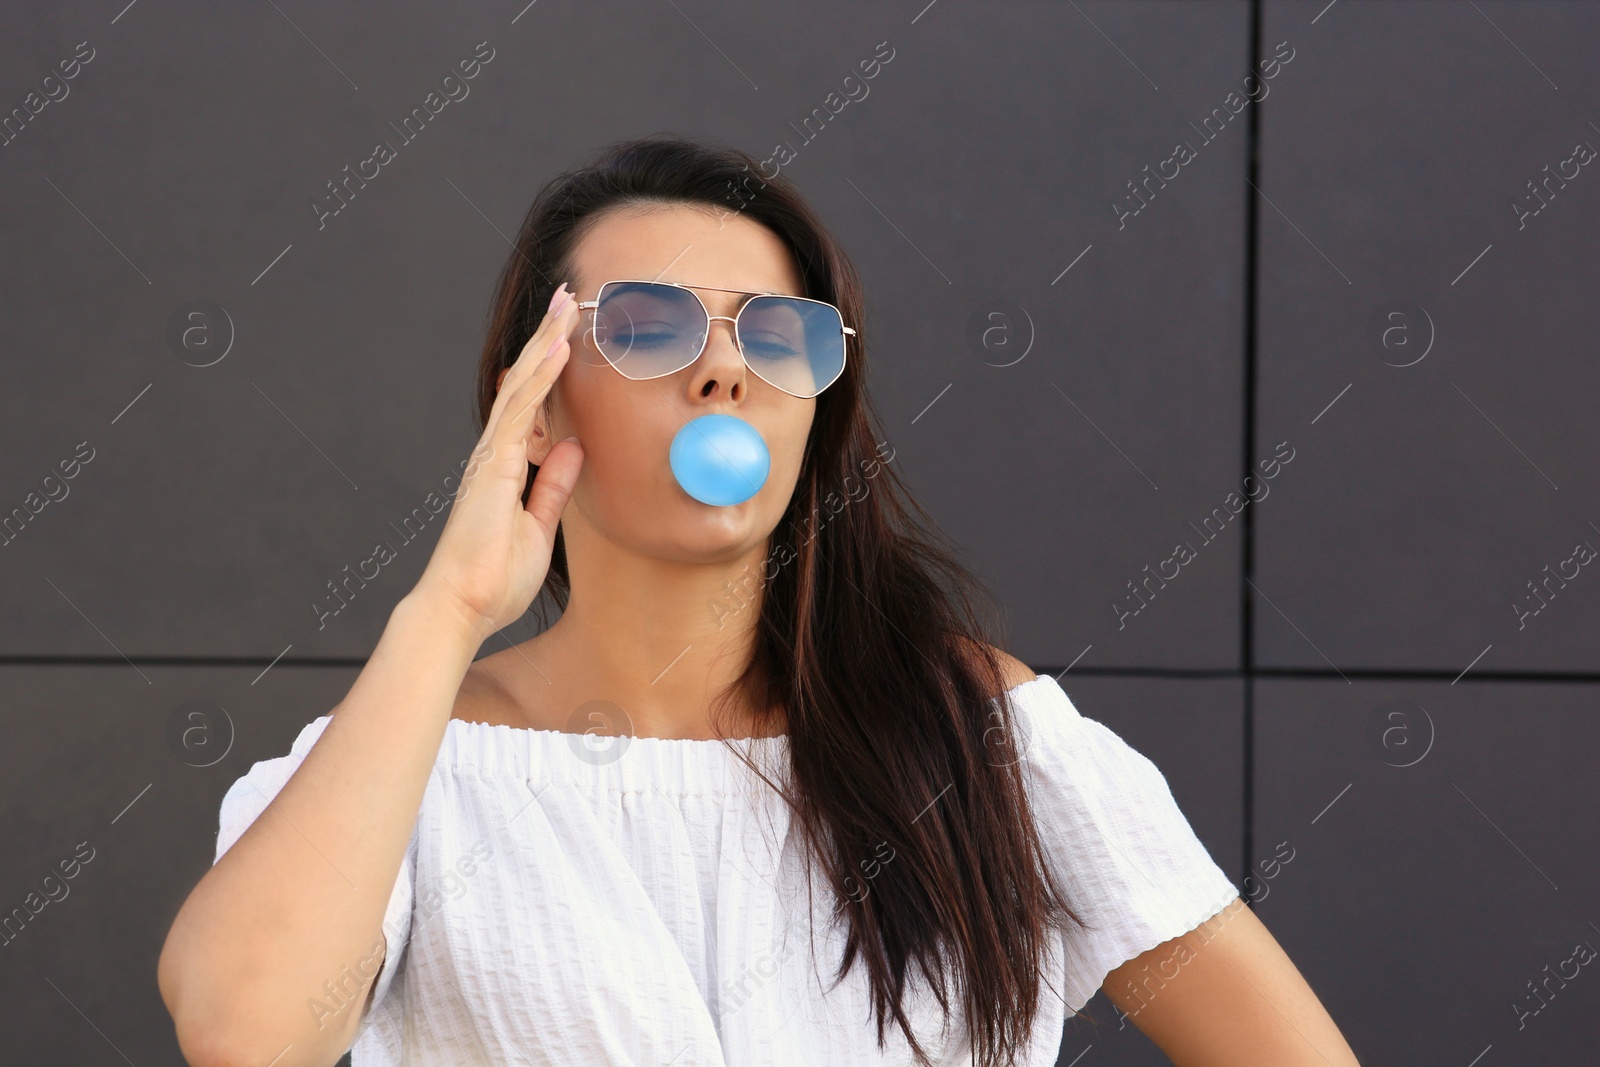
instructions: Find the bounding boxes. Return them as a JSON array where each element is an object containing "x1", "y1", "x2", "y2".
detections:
[{"x1": 574, "y1": 280, "x2": 855, "y2": 399}]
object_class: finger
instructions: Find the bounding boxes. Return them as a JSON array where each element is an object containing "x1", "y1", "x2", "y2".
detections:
[
  {"x1": 488, "y1": 292, "x2": 580, "y2": 430},
  {"x1": 479, "y1": 287, "x2": 572, "y2": 440},
  {"x1": 480, "y1": 299, "x2": 576, "y2": 444},
  {"x1": 523, "y1": 436, "x2": 583, "y2": 536},
  {"x1": 505, "y1": 288, "x2": 578, "y2": 391},
  {"x1": 448, "y1": 295, "x2": 573, "y2": 512},
  {"x1": 482, "y1": 331, "x2": 572, "y2": 473}
]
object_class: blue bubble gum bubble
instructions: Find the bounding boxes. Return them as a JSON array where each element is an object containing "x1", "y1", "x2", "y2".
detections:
[{"x1": 669, "y1": 414, "x2": 770, "y2": 506}]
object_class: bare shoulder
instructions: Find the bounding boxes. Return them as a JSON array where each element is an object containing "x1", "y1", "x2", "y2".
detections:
[
  {"x1": 990, "y1": 646, "x2": 1038, "y2": 692},
  {"x1": 955, "y1": 636, "x2": 1038, "y2": 694}
]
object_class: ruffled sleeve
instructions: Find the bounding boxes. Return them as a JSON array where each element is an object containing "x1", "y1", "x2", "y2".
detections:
[
  {"x1": 1009, "y1": 676, "x2": 1241, "y2": 1014},
  {"x1": 214, "y1": 715, "x2": 417, "y2": 1038}
]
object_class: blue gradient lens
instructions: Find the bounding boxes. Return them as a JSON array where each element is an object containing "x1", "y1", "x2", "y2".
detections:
[{"x1": 592, "y1": 282, "x2": 846, "y2": 398}]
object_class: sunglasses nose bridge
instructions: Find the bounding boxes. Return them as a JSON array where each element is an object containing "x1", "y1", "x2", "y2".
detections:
[{"x1": 699, "y1": 312, "x2": 745, "y2": 358}]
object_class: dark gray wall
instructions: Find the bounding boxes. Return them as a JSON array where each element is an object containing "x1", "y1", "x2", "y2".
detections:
[{"x1": 1, "y1": 1, "x2": 1595, "y2": 1063}]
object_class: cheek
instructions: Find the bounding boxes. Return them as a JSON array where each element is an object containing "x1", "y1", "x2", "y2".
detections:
[
  {"x1": 776, "y1": 407, "x2": 815, "y2": 470},
  {"x1": 560, "y1": 377, "x2": 672, "y2": 483},
  {"x1": 554, "y1": 360, "x2": 622, "y2": 437}
]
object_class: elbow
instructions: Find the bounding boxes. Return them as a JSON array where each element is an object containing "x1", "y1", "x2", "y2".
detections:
[
  {"x1": 160, "y1": 961, "x2": 235, "y2": 1067},
  {"x1": 158, "y1": 950, "x2": 269, "y2": 1067},
  {"x1": 159, "y1": 928, "x2": 223, "y2": 1067},
  {"x1": 171, "y1": 1027, "x2": 239, "y2": 1067},
  {"x1": 158, "y1": 913, "x2": 356, "y2": 1067},
  {"x1": 158, "y1": 935, "x2": 205, "y2": 1064},
  {"x1": 162, "y1": 975, "x2": 353, "y2": 1067},
  {"x1": 163, "y1": 990, "x2": 237, "y2": 1067},
  {"x1": 169, "y1": 1012, "x2": 342, "y2": 1067}
]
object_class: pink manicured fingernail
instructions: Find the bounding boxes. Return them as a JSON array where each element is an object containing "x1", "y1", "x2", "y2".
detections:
[
  {"x1": 546, "y1": 283, "x2": 568, "y2": 313},
  {"x1": 543, "y1": 332, "x2": 565, "y2": 360}
]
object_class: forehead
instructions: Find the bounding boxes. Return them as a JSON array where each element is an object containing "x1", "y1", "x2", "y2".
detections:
[{"x1": 570, "y1": 202, "x2": 806, "y2": 299}]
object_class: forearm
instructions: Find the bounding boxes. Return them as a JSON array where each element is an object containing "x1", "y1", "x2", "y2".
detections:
[{"x1": 159, "y1": 588, "x2": 482, "y2": 1067}]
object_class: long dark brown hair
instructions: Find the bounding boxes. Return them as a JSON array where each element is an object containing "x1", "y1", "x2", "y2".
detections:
[{"x1": 473, "y1": 135, "x2": 1092, "y2": 1065}]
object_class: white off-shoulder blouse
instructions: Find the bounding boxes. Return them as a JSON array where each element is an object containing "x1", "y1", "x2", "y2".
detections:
[{"x1": 213, "y1": 674, "x2": 1239, "y2": 1065}]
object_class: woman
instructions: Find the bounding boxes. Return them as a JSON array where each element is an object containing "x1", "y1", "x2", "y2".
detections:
[{"x1": 158, "y1": 136, "x2": 1360, "y2": 1066}]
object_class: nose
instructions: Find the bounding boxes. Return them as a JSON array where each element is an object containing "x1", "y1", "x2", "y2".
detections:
[{"x1": 693, "y1": 313, "x2": 749, "y2": 394}]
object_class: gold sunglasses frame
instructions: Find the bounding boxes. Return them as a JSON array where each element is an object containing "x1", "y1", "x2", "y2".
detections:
[{"x1": 574, "y1": 279, "x2": 855, "y2": 399}]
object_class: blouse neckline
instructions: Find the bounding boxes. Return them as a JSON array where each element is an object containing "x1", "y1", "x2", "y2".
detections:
[
  {"x1": 433, "y1": 674, "x2": 1057, "y2": 794},
  {"x1": 442, "y1": 673, "x2": 1053, "y2": 746}
]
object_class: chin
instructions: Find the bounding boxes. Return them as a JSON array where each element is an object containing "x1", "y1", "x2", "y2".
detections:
[{"x1": 668, "y1": 501, "x2": 766, "y2": 554}]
